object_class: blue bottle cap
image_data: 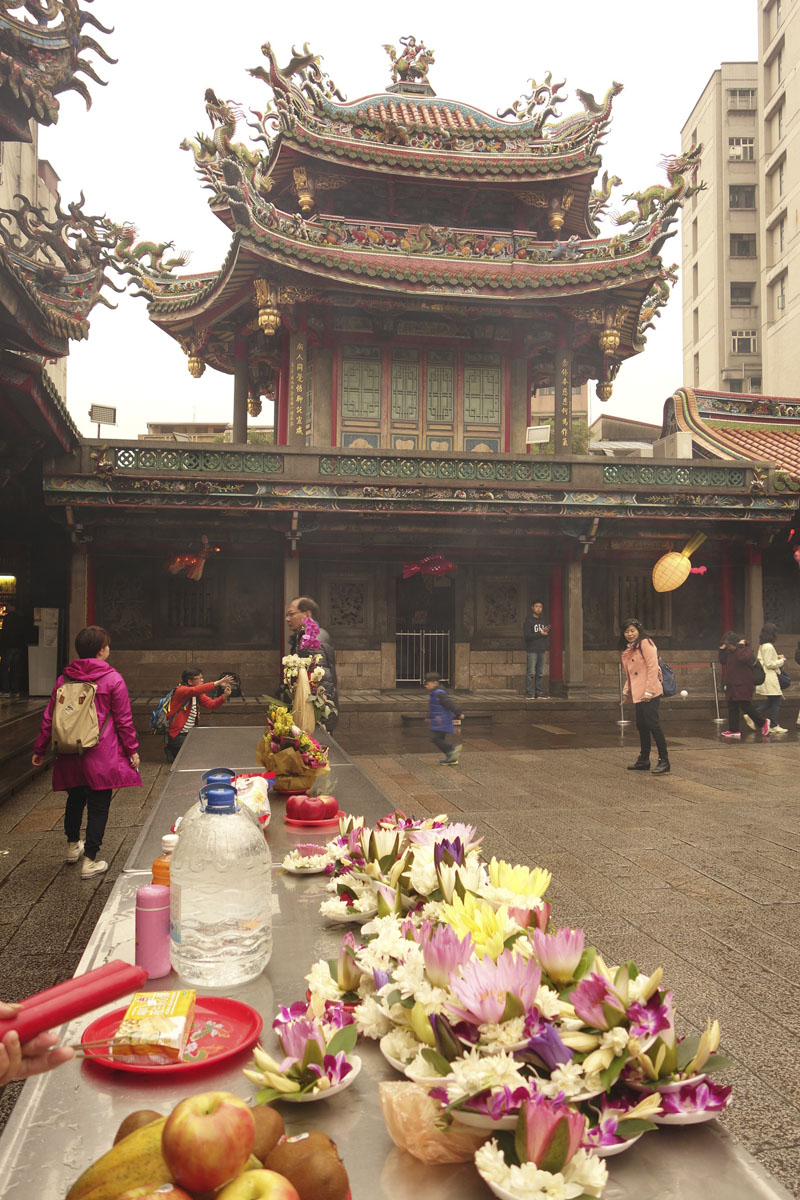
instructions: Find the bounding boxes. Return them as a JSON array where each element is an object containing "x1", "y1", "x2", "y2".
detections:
[
  {"x1": 201, "y1": 767, "x2": 236, "y2": 784},
  {"x1": 203, "y1": 784, "x2": 237, "y2": 812}
]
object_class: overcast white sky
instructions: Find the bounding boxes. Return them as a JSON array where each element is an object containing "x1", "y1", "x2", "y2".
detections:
[{"x1": 39, "y1": 0, "x2": 758, "y2": 439}]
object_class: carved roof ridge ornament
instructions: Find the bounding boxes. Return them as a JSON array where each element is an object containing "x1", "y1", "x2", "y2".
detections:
[
  {"x1": 0, "y1": 189, "x2": 125, "y2": 337},
  {"x1": 0, "y1": 0, "x2": 116, "y2": 135},
  {"x1": 383, "y1": 36, "x2": 435, "y2": 88},
  {"x1": 613, "y1": 144, "x2": 705, "y2": 231},
  {"x1": 248, "y1": 40, "x2": 345, "y2": 135}
]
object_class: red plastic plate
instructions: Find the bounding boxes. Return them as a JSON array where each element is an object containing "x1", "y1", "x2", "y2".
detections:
[
  {"x1": 284, "y1": 809, "x2": 346, "y2": 828},
  {"x1": 80, "y1": 996, "x2": 263, "y2": 1074}
]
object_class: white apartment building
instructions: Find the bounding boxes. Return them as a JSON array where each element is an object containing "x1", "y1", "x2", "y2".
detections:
[{"x1": 682, "y1": 0, "x2": 800, "y2": 396}]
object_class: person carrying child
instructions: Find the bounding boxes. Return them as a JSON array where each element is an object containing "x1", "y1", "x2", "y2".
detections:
[{"x1": 424, "y1": 671, "x2": 464, "y2": 765}]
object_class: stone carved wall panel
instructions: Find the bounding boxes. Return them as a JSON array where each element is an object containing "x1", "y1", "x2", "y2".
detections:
[
  {"x1": 322, "y1": 575, "x2": 372, "y2": 634},
  {"x1": 477, "y1": 576, "x2": 524, "y2": 635}
]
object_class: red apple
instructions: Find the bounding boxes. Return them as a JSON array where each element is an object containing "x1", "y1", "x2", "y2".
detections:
[
  {"x1": 115, "y1": 1187, "x2": 193, "y2": 1200},
  {"x1": 216, "y1": 1170, "x2": 300, "y2": 1200},
  {"x1": 161, "y1": 1091, "x2": 255, "y2": 1193},
  {"x1": 285, "y1": 794, "x2": 338, "y2": 821}
]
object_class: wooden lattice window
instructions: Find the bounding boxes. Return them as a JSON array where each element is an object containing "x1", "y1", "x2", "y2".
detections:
[
  {"x1": 342, "y1": 357, "x2": 381, "y2": 420},
  {"x1": 464, "y1": 366, "x2": 501, "y2": 424},
  {"x1": 391, "y1": 357, "x2": 419, "y2": 421},
  {"x1": 613, "y1": 571, "x2": 671, "y2": 638},
  {"x1": 167, "y1": 575, "x2": 214, "y2": 632},
  {"x1": 427, "y1": 362, "x2": 454, "y2": 421}
]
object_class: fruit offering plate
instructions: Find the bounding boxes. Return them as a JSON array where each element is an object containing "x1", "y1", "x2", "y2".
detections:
[
  {"x1": 284, "y1": 810, "x2": 346, "y2": 829},
  {"x1": 80, "y1": 996, "x2": 263, "y2": 1074}
]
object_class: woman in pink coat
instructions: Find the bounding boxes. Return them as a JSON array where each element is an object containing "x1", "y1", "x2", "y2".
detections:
[
  {"x1": 620, "y1": 617, "x2": 670, "y2": 775},
  {"x1": 32, "y1": 625, "x2": 141, "y2": 879}
]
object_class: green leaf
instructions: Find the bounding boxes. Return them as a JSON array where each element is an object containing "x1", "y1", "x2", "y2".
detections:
[
  {"x1": 420, "y1": 1047, "x2": 453, "y2": 1076},
  {"x1": 676, "y1": 1035, "x2": 701, "y2": 1071},
  {"x1": 704, "y1": 1053, "x2": 733, "y2": 1074},
  {"x1": 327, "y1": 959, "x2": 338, "y2": 981},
  {"x1": 513, "y1": 1107, "x2": 527, "y2": 1166},
  {"x1": 255, "y1": 1086, "x2": 283, "y2": 1104},
  {"x1": 538, "y1": 1117, "x2": 572, "y2": 1174},
  {"x1": 386, "y1": 989, "x2": 402, "y2": 1008},
  {"x1": 501, "y1": 992, "x2": 524, "y2": 1021},
  {"x1": 326, "y1": 1023, "x2": 358, "y2": 1057},
  {"x1": 573, "y1": 946, "x2": 597, "y2": 981},
  {"x1": 497, "y1": 1129, "x2": 521, "y2": 1168},
  {"x1": 599, "y1": 1053, "x2": 628, "y2": 1091},
  {"x1": 615, "y1": 1118, "x2": 657, "y2": 1137},
  {"x1": 300, "y1": 1037, "x2": 324, "y2": 1072}
]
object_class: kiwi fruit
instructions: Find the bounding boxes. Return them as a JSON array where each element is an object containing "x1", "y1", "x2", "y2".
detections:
[
  {"x1": 112, "y1": 1108, "x2": 162, "y2": 1145},
  {"x1": 265, "y1": 1130, "x2": 339, "y2": 1177},
  {"x1": 250, "y1": 1104, "x2": 285, "y2": 1163},
  {"x1": 266, "y1": 1143, "x2": 349, "y2": 1200}
]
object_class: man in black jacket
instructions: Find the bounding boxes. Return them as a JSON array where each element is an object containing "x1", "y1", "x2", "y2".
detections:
[
  {"x1": 523, "y1": 600, "x2": 550, "y2": 699},
  {"x1": 285, "y1": 596, "x2": 339, "y2": 732},
  {"x1": 0, "y1": 603, "x2": 27, "y2": 698}
]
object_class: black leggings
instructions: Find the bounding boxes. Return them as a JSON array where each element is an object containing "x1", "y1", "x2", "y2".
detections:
[
  {"x1": 635, "y1": 698, "x2": 668, "y2": 760},
  {"x1": 64, "y1": 786, "x2": 112, "y2": 861},
  {"x1": 727, "y1": 700, "x2": 764, "y2": 732}
]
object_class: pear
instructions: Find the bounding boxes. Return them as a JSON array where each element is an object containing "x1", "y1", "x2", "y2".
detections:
[{"x1": 113, "y1": 1110, "x2": 163, "y2": 1146}]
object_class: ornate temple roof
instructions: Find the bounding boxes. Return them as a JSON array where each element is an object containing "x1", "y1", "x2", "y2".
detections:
[
  {"x1": 665, "y1": 388, "x2": 800, "y2": 479},
  {"x1": 0, "y1": 0, "x2": 114, "y2": 140}
]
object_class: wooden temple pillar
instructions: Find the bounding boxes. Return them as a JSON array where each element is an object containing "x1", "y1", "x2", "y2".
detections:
[
  {"x1": 232, "y1": 338, "x2": 249, "y2": 445},
  {"x1": 68, "y1": 545, "x2": 91, "y2": 657},
  {"x1": 551, "y1": 554, "x2": 587, "y2": 698},
  {"x1": 720, "y1": 551, "x2": 735, "y2": 636},
  {"x1": 743, "y1": 546, "x2": 764, "y2": 649},
  {"x1": 312, "y1": 346, "x2": 333, "y2": 447},
  {"x1": 553, "y1": 327, "x2": 573, "y2": 457},
  {"x1": 548, "y1": 564, "x2": 563, "y2": 687}
]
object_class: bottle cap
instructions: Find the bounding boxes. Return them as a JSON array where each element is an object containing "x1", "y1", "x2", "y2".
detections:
[
  {"x1": 201, "y1": 767, "x2": 236, "y2": 786},
  {"x1": 136, "y1": 883, "x2": 170, "y2": 909},
  {"x1": 203, "y1": 784, "x2": 237, "y2": 812},
  {"x1": 161, "y1": 833, "x2": 179, "y2": 853}
]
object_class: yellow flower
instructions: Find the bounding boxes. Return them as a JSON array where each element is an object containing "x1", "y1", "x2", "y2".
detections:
[
  {"x1": 439, "y1": 892, "x2": 509, "y2": 959},
  {"x1": 488, "y1": 857, "x2": 552, "y2": 900}
]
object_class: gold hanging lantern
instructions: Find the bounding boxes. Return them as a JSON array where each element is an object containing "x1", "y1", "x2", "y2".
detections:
[
  {"x1": 652, "y1": 532, "x2": 707, "y2": 593},
  {"x1": 596, "y1": 380, "x2": 613, "y2": 402},
  {"x1": 254, "y1": 278, "x2": 281, "y2": 338},
  {"x1": 187, "y1": 355, "x2": 205, "y2": 378},
  {"x1": 293, "y1": 166, "x2": 316, "y2": 215},
  {"x1": 247, "y1": 395, "x2": 263, "y2": 417},
  {"x1": 599, "y1": 327, "x2": 620, "y2": 355}
]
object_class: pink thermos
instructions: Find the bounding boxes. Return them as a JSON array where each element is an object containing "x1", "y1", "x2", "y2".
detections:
[{"x1": 135, "y1": 883, "x2": 171, "y2": 978}]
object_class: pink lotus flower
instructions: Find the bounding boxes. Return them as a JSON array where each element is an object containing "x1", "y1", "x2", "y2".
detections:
[
  {"x1": 516, "y1": 1093, "x2": 586, "y2": 1172},
  {"x1": 446, "y1": 950, "x2": 541, "y2": 1025},
  {"x1": 569, "y1": 972, "x2": 627, "y2": 1030},
  {"x1": 337, "y1": 931, "x2": 362, "y2": 992},
  {"x1": 276, "y1": 1016, "x2": 326, "y2": 1070},
  {"x1": 421, "y1": 924, "x2": 474, "y2": 988},
  {"x1": 532, "y1": 927, "x2": 585, "y2": 986}
]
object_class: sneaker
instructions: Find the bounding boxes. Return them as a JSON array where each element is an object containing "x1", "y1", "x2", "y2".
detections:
[
  {"x1": 65, "y1": 840, "x2": 84, "y2": 863},
  {"x1": 524, "y1": 695, "x2": 534, "y2": 700},
  {"x1": 81, "y1": 858, "x2": 108, "y2": 879},
  {"x1": 536, "y1": 695, "x2": 550, "y2": 700},
  {"x1": 721, "y1": 730, "x2": 741, "y2": 739},
  {"x1": 445, "y1": 744, "x2": 462, "y2": 765},
  {"x1": 743, "y1": 714, "x2": 756, "y2": 730},
  {"x1": 761, "y1": 719, "x2": 771, "y2": 736},
  {"x1": 771, "y1": 725, "x2": 788, "y2": 733}
]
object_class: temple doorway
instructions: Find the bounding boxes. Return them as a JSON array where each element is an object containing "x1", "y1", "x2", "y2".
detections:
[{"x1": 395, "y1": 572, "x2": 455, "y2": 686}]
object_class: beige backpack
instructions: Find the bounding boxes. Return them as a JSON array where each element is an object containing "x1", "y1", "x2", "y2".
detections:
[{"x1": 51, "y1": 680, "x2": 109, "y2": 755}]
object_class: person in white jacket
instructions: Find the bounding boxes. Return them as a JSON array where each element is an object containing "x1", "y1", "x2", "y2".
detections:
[{"x1": 746, "y1": 623, "x2": 786, "y2": 733}]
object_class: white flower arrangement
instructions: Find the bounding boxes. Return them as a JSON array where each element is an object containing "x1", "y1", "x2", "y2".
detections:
[
  {"x1": 281, "y1": 847, "x2": 332, "y2": 872},
  {"x1": 379, "y1": 1026, "x2": 422, "y2": 1065},
  {"x1": 475, "y1": 1140, "x2": 608, "y2": 1200}
]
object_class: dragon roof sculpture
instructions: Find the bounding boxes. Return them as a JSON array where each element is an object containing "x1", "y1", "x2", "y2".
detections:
[{"x1": 0, "y1": 0, "x2": 115, "y2": 140}]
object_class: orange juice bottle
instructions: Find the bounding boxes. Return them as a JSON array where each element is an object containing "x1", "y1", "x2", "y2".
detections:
[{"x1": 152, "y1": 833, "x2": 179, "y2": 887}]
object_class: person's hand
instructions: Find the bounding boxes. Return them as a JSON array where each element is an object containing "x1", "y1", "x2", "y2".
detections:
[
  {"x1": 222, "y1": 686, "x2": 231, "y2": 697},
  {"x1": 31, "y1": 753, "x2": 45, "y2": 767},
  {"x1": 738, "y1": 639, "x2": 746, "y2": 645},
  {"x1": 0, "y1": 1028, "x2": 75, "y2": 1086},
  {"x1": 130, "y1": 752, "x2": 140, "y2": 770},
  {"x1": 215, "y1": 674, "x2": 234, "y2": 687},
  {"x1": 644, "y1": 691, "x2": 653, "y2": 699}
]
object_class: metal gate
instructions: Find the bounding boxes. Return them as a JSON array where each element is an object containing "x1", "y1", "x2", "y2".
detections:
[{"x1": 395, "y1": 631, "x2": 451, "y2": 684}]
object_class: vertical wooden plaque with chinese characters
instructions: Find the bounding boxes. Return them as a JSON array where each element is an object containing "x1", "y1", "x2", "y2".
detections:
[
  {"x1": 288, "y1": 332, "x2": 307, "y2": 447},
  {"x1": 554, "y1": 342, "x2": 572, "y2": 457}
]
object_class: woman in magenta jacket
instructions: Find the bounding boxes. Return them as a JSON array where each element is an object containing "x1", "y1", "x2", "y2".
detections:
[
  {"x1": 620, "y1": 617, "x2": 670, "y2": 775},
  {"x1": 31, "y1": 625, "x2": 140, "y2": 880}
]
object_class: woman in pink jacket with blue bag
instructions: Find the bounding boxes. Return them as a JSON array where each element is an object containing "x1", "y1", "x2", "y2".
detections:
[
  {"x1": 31, "y1": 625, "x2": 141, "y2": 880},
  {"x1": 620, "y1": 617, "x2": 670, "y2": 776}
]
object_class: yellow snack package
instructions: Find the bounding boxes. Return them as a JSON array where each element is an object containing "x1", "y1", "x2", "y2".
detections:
[{"x1": 112, "y1": 989, "x2": 196, "y2": 1063}]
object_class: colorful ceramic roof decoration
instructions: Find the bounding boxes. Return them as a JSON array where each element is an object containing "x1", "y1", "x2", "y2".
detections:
[
  {"x1": 665, "y1": 388, "x2": 800, "y2": 484},
  {"x1": 0, "y1": 0, "x2": 115, "y2": 140},
  {"x1": 119, "y1": 38, "x2": 703, "y2": 400}
]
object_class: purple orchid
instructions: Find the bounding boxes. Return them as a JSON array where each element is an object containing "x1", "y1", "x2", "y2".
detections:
[
  {"x1": 583, "y1": 1114, "x2": 626, "y2": 1148},
  {"x1": 569, "y1": 972, "x2": 627, "y2": 1030},
  {"x1": 298, "y1": 616, "x2": 322, "y2": 652},
  {"x1": 420, "y1": 923, "x2": 474, "y2": 988},
  {"x1": 466, "y1": 1084, "x2": 535, "y2": 1118},
  {"x1": 659, "y1": 1077, "x2": 732, "y2": 1115},
  {"x1": 627, "y1": 991, "x2": 673, "y2": 1040},
  {"x1": 321, "y1": 1000, "x2": 355, "y2": 1029},
  {"x1": 307, "y1": 1050, "x2": 353, "y2": 1086},
  {"x1": 272, "y1": 1001, "x2": 309, "y2": 1030}
]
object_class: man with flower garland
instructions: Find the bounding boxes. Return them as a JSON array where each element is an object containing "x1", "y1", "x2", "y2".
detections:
[{"x1": 284, "y1": 596, "x2": 339, "y2": 732}]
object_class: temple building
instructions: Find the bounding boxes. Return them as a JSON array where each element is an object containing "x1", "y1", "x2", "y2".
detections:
[{"x1": 29, "y1": 38, "x2": 800, "y2": 697}]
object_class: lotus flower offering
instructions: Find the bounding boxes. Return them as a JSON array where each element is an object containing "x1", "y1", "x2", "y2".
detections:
[
  {"x1": 250, "y1": 807, "x2": 733, "y2": 1196},
  {"x1": 256, "y1": 704, "x2": 330, "y2": 793}
]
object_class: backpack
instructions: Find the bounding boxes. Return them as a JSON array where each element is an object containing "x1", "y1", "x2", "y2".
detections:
[
  {"x1": 752, "y1": 659, "x2": 766, "y2": 687},
  {"x1": 150, "y1": 687, "x2": 184, "y2": 735},
  {"x1": 658, "y1": 657, "x2": 677, "y2": 697},
  {"x1": 51, "y1": 680, "x2": 108, "y2": 755}
]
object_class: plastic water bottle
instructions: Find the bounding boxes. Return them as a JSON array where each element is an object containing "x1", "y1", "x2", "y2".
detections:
[
  {"x1": 169, "y1": 785, "x2": 272, "y2": 987},
  {"x1": 152, "y1": 832, "x2": 179, "y2": 887}
]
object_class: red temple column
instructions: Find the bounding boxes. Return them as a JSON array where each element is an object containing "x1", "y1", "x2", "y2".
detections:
[{"x1": 548, "y1": 563, "x2": 563, "y2": 683}]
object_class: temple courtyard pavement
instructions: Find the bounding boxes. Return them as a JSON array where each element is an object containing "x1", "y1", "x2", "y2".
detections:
[{"x1": 0, "y1": 705, "x2": 799, "y2": 1195}]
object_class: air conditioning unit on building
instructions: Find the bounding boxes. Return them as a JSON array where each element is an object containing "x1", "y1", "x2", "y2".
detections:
[{"x1": 777, "y1": 295, "x2": 785, "y2": 309}]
